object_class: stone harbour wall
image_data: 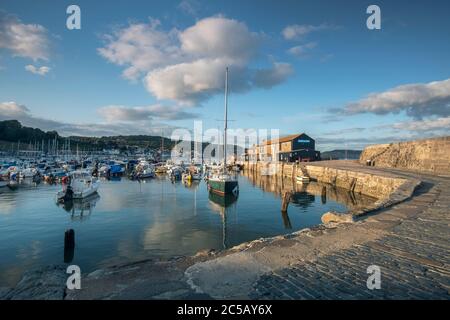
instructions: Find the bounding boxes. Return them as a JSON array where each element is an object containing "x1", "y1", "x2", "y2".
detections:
[
  {"x1": 359, "y1": 136, "x2": 450, "y2": 175},
  {"x1": 243, "y1": 161, "x2": 421, "y2": 222},
  {"x1": 304, "y1": 164, "x2": 405, "y2": 199},
  {"x1": 243, "y1": 161, "x2": 412, "y2": 200}
]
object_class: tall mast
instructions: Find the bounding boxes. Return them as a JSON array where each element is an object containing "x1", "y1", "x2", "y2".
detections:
[{"x1": 223, "y1": 67, "x2": 228, "y2": 174}]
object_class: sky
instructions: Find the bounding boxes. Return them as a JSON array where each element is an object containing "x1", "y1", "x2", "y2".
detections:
[{"x1": 0, "y1": 0, "x2": 449, "y2": 151}]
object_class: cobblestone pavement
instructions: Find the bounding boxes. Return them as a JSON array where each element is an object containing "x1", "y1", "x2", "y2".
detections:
[{"x1": 250, "y1": 167, "x2": 450, "y2": 299}]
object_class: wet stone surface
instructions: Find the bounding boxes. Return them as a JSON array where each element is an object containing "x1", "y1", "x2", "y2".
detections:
[{"x1": 249, "y1": 166, "x2": 450, "y2": 300}]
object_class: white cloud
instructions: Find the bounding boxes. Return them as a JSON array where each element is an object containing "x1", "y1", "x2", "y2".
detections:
[
  {"x1": 97, "y1": 19, "x2": 181, "y2": 81},
  {"x1": 0, "y1": 101, "x2": 30, "y2": 117},
  {"x1": 282, "y1": 24, "x2": 332, "y2": 40},
  {"x1": 287, "y1": 42, "x2": 317, "y2": 57},
  {"x1": 145, "y1": 59, "x2": 293, "y2": 105},
  {"x1": 99, "y1": 16, "x2": 292, "y2": 105},
  {"x1": 179, "y1": 17, "x2": 259, "y2": 63},
  {"x1": 253, "y1": 62, "x2": 294, "y2": 89},
  {"x1": 0, "y1": 101, "x2": 181, "y2": 137},
  {"x1": 144, "y1": 58, "x2": 255, "y2": 105},
  {"x1": 391, "y1": 116, "x2": 450, "y2": 133},
  {"x1": 25, "y1": 64, "x2": 50, "y2": 76},
  {"x1": 0, "y1": 11, "x2": 50, "y2": 61},
  {"x1": 177, "y1": 0, "x2": 200, "y2": 17},
  {"x1": 98, "y1": 104, "x2": 199, "y2": 121},
  {"x1": 340, "y1": 78, "x2": 450, "y2": 118}
]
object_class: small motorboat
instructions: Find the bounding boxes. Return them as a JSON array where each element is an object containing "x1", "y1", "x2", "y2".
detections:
[
  {"x1": 109, "y1": 163, "x2": 125, "y2": 176},
  {"x1": 136, "y1": 168, "x2": 155, "y2": 179},
  {"x1": 182, "y1": 165, "x2": 203, "y2": 182},
  {"x1": 19, "y1": 168, "x2": 38, "y2": 179},
  {"x1": 98, "y1": 165, "x2": 110, "y2": 176},
  {"x1": 57, "y1": 171, "x2": 99, "y2": 202},
  {"x1": 134, "y1": 162, "x2": 155, "y2": 179}
]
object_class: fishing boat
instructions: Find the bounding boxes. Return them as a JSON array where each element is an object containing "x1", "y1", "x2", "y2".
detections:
[
  {"x1": 207, "y1": 68, "x2": 239, "y2": 197},
  {"x1": 56, "y1": 170, "x2": 99, "y2": 202}
]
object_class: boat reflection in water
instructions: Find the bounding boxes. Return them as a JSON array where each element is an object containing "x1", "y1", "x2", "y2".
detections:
[
  {"x1": 57, "y1": 193, "x2": 100, "y2": 220},
  {"x1": 208, "y1": 192, "x2": 238, "y2": 249}
]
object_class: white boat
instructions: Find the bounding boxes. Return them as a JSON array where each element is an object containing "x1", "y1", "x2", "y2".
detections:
[
  {"x1": 98, "y1": 165, "x2": 110, "y2": 176},
  {"x1": 137, "y1": 167, "x2": 155, "y2": 179},
  {"x1": 134, "y1": 161, "x2": 155, "y2": 179},
  {"x1": 20, "y1": 168, "x2": 37, "y2": 178},
  {"x1": 57, "y1": 171, "x2": 99, "y2": 201}
]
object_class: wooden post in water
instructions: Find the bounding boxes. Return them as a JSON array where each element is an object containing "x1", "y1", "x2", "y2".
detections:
[
  {"x1": 64, "y1": 229, "x2": 75, "y2": 263},
  {"x1": 281, "y1": 191, "x2": 291, "y2": 213},
  {"x1": 281, "y1": 210, "x2": 292, "y2": 229},
  {"x1": 321, "y1": 186, "x2": 327, "y2": 204}
]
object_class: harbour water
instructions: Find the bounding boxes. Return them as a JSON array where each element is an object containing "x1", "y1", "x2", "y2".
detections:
[{"x1": 0, "y1": 173, "x2": 376, "y2": 287}]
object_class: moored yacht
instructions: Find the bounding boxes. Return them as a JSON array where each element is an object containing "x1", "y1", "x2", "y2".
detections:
[{"x1": 207, "y1": 68, "x2": 239, "y2": 197}]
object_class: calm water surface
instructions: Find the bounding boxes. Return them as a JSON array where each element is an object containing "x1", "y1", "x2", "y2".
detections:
[{"x1": 0, "y1": 173, "x2": 375, "y2": 286}]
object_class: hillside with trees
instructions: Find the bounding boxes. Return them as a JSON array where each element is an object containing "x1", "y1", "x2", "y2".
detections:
[{"x1": 0, "y1": 120, "x2": 177, "y2": 153}]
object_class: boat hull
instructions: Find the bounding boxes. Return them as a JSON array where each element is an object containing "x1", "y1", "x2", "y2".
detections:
[
  {"x1": 57, "y1": 182, "x2": 99, "y2": 201},
  {"x1": 208, "y1": 192, "x2": 238, "y2": 207},
  {"x1": 208, "y1": 179, "x2": 238, "y2": 196}
]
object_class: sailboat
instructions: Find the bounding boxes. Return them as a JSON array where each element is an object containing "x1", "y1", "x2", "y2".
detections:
[{"x1": 207, "y1": 68, "x2": 239, "y2": 196}]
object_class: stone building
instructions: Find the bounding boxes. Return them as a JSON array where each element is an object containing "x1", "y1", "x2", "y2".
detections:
[{"x1": 246, "y1": 133, "x2": 320, "y2": 163}]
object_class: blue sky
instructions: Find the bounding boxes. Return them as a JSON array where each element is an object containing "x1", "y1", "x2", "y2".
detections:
[{"x1": 0, "y1": 0, "x2": 449, "y2": 150}]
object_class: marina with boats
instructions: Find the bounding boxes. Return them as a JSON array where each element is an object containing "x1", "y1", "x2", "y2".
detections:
[
  {"x1": 0, "y1": 68, "x2": 377, "y2": 289},
  {"x1": 0, "y1": 156, "x2": 376, "y2": 288}
]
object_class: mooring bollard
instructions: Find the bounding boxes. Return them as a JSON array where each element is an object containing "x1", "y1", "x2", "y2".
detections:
[
  {"x1": 64, "y1": 229, "x2": 75, "y2": 263},
  {"x1": 281, "y1": 191, "x2": 291, "y2": 213}
]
